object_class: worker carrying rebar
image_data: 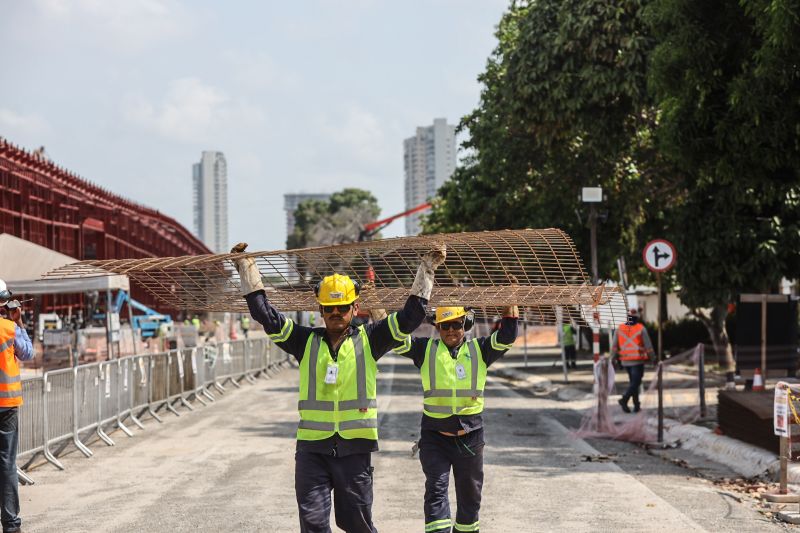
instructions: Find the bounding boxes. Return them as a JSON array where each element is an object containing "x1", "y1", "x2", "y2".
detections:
[
  {"x1": 0, "y1": 280, "x2": 33, "y2": 533},
  {"x1": 394, "y1": 305, "x2": 519, "y2": 533},
  {"x1": 231, "y1": 243, "x2": 445, "y2": 533},
  {"x1": 611, "y1": 308, "x2": 654, "y2": 413}
]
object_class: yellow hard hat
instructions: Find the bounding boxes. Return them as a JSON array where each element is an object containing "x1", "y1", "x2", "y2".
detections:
[
  {"x1": 315, "y1": 274, "x2": 360, "y2": 306},
  {"x1": 435, "y1": 306, "x2": 468, "y2": 324}
]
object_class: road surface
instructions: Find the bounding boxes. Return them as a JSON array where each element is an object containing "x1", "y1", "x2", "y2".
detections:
[{"x1": 21, "y1": 356, "x2": 784, "y2": 532}]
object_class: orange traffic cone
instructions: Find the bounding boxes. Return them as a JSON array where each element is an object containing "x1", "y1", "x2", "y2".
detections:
[{"x1": 753, "y1": 367, "x2": 765, "y2": 392}]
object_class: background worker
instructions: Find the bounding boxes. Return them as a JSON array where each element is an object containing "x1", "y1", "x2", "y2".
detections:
[
  {"x1": 239, "y1": 314, "x2": 250, "y2": 339},
  {"x1": 394, "y1": 305, "x2": 519, "y2": 533},
  {"x1": 562, "y1": 321, "x2": 577, "y2": 369},
  {"x1": 0, "y1": 281, "x2": 33, "y2": 533},
  {"x1": 232, "y1": 243, "x2": 445, "y2": 533},
  {"x1": 611, "y1": 308, "x2": 654, "y2": 413}
]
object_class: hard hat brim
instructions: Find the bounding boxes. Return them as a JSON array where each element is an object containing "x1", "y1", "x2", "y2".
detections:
[{"x1": 317, "y1": 295, "x2": 359, "y2": 306}]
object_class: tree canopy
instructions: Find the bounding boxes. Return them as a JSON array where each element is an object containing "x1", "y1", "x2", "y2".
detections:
[
  {"x1": 424, "y1": 0, "x2": 800, "y2": 373},
  {"x1": 286, "y1": 188, "x2": 381, "y2": 249},
  {"x1": 424, "y1": 0, "x2": 668, "y2": 283}
]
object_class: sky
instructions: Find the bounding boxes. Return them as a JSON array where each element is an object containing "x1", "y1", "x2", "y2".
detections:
[{"x1": 0, "y1": 0, "x2": 508, "y2": 251}]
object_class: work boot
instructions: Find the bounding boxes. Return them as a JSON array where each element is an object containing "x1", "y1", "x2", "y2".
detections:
[
  {"x1": 633, "y1": 401, "x2": 641, "y2": 413},
  {"x1": 618, "y1": 397, "x2": 631, "y2": 413}
]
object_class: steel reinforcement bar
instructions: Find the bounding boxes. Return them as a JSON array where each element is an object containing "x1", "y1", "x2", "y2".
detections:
[{"x1": 43, "y1": 229, "x2": 628, "y2": 326}]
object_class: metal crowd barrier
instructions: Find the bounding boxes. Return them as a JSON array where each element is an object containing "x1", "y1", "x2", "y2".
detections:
[{"x1": 16, "y1": 338, "x2": 289, "y2": 484}]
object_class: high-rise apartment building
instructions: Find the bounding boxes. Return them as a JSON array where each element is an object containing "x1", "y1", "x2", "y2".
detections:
[
  {"x1": 284, "y1": 192, "x2": 331, "y2": 240},
  {"x1": 403, "y1": 118, "x2": 456, "y2": 235},
  {"x1": 192, "y1": 151, "x2": 228, "y2": 253}
]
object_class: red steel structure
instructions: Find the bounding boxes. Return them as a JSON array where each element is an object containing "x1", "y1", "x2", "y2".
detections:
[{"x1": 0, "y1": 137, "x2": 211, "y2": 313}]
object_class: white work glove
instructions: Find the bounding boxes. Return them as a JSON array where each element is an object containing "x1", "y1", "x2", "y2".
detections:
[
  {"x1": 410, "y1": 244, "x2": 446, "y2": 300},
  {"x1": 368, "y1": 308, "x2": 388, "y2": 321},
  {"x1": 230, "y1": 243, "x2": 265, "y2": 295},
  {"x1": 502, "y1": 305, "x2": 520, "y2": 318}
]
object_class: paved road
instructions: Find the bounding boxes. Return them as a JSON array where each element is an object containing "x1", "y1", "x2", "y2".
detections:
[{"x1": 21, "y1": 356, "x2": 785, "y2": 532}]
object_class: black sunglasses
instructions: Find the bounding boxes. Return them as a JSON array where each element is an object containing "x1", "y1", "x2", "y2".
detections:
[
  {"x1": 321, "y1": 304, "x2": 353, "y2": 314},
  {"x1": 438, "y1": 321, "x2": 464, "y2": 331}
]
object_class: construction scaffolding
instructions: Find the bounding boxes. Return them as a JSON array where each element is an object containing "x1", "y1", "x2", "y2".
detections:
[{"x1": 43, "y1": 229, "x2": 627, "y2": 326}]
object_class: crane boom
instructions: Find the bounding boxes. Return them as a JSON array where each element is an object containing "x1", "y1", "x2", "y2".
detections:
[{"x1": 359, "y1": 202, "x2": 432, "y2": 241}]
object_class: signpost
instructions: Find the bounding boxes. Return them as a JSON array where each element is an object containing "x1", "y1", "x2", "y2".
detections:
[
  {"x1": 766, "y1": 382, "x2": 800, "y2": 505},
  {"x1": 643, "y1": 238, "x2": 677, "y2": 443}
]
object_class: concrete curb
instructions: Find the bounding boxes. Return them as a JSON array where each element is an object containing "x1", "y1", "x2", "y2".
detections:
[
  {"x1": 493, "y1": 360, "x2": 799, "y2": 482},
  {"x1": 659, "y1": 420, "x2": 781, "y2": 479}
]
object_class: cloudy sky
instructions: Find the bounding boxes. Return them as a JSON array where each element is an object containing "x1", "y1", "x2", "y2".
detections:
[{"x1": 1, "y1": 0, "x2": 507, "y2": 251}]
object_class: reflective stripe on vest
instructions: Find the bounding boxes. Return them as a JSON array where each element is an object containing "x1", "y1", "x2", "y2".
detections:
[
  {"x1": 618, "y1": 323, "x2": 648, "y2": 361},
  {"x1": 0, "y1": 319, "x2": 22, "y2": 408},
  {"x1": 387, "y1": 312, "x2": 409, "y2": 342},
  {"x1": 269, "y1": 318, "x2": 294, "y2": 343},
  {"x1": 422, "y1": 339, "x2": 486, "y2": 418},
  {"x1": 0, "y1": 338, "x2": 13, "y2": 353},
  {"x1": 297, "y1": 328, "x2": 378, "y2": 441},
  {"x1": 0, "y1": 367, "x2": 21, "y2": 386}
]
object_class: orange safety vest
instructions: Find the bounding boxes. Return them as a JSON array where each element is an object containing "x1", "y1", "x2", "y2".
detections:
[
  {"x1": 617, "y1": 323, "x2": 648, "y2": 361},
  {"x1": 0, "y1": 318, "x2": 23, "y2": 407}
]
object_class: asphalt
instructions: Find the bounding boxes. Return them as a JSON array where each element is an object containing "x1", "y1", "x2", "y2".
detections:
[{"x1": 19, "y1": 355, "x2": 792, "y2": 532}]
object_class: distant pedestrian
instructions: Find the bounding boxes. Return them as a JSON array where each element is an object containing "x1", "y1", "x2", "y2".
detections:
[
  {"x1": 611, "y1": 308, "x2": 654, "y2": 413},
  {"x1": 240, "y1": 314, "x2": 250, "y2": 339},
  {"x1": 0, "y1": 280, "x2": 34, "y2": 533},
  {"x1": 562, "y1": 322, "x2": 577, "y2": 369}
]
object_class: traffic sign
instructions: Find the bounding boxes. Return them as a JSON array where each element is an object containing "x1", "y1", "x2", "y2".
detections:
[{"x1": 643, "y1": 239, "x2": 676, "y2": 272}]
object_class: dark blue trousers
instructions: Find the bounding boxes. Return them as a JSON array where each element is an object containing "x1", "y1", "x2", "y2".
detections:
[
  {"x1": 0, "y1": 408, "x2": 20, "y2": 533},
  {"x1": 419, "y1": 429, "x2": 484, "y2": 533},
  {"x1": 295, "y1": 451, "x2": 376, "y2": 533},
  {"x1": 622, "y1": 364, "x2": 645, "y2": 408}
]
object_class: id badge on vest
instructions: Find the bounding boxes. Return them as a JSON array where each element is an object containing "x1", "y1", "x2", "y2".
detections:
[
  {"x1": 325, "y1": 364, "x2": 338, "y2": 384},
  {"x1": 455, "y1": 363, "x2": 467, "y2": 380}
]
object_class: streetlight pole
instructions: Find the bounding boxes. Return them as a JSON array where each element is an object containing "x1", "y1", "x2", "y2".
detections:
[
  {"x1": 581, "y1": 187, "x2": 602, "y2": 285},
  {"x1": 589, "y1": 203, "x2": 598, "y2": 285}
]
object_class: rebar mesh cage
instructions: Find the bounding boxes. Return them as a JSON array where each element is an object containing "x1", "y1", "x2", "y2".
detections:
[{"x1": 43, "y1": 229, "x2": 627, "y2": 326}]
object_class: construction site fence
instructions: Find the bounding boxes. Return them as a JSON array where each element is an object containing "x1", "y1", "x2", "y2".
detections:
[{"x1": 15, "y1": 337, "x2": 289, "y2": 485}]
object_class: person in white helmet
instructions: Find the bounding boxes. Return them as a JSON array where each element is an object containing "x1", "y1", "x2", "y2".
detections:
[{"x1": 0, "y1": 280, "x2": 33, "y2": 533}]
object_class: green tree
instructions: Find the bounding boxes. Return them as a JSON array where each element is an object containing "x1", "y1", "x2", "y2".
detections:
[
  {"x1": 286, "y1": 199, "x2": 328, "y2": 250},
  {"x1": 647, "y1": 0, "x2": 800, "y2": 377},
  {"x1": 424, "y1": 0, "x2": 672, "y2": 284},
  {"x1": 286, "y1": 188, "x2": 381, "y2": 249}
]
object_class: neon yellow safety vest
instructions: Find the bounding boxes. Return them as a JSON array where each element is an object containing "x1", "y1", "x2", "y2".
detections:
[
  {"x1": 296, "y1": 326, "x2": 378, "y2": 441},
  {"x1": 420, "y1": 338, "x2": 487, "y2": 418}
]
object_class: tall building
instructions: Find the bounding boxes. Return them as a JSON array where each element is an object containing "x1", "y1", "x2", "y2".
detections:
[
  {"x1": 403, "y1": 118, "x2": 456, "y2": 235},
  {"x1": 284, "y1": 193, "x2": 331, "y2": 240},
  {"x1": 192, "y1": 151, "x2": 228, "y2": 253}
]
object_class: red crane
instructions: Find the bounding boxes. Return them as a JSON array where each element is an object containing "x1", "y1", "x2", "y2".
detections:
[
  {"x1": 358, "y1": 202, "x2": 432, "y2": 242},
  {"x1": 358, "y1": 202, "x2": 432, "y2": 285}
]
